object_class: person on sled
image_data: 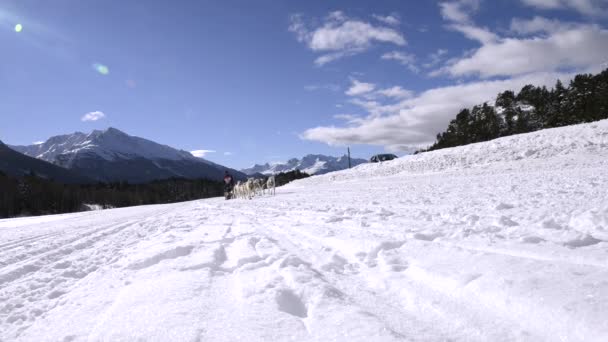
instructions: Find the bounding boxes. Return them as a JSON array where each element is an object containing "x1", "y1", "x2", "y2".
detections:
[{"x1": 223, "y1": 171, "x2": 235, "y2": 199}]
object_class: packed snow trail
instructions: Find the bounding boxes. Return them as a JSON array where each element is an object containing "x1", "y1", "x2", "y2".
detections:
[{"x1": 1, "y1": 121, "x2": 608, "y2": 341}]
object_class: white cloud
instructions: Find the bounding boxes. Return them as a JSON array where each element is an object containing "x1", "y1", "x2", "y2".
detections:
[
  {"x1": 302, "y1": 71, "x2": 581, "y2": 151},
  {"x1": 431, "y1": 0, "x2": 608, "y2": 86},
  {"x1": 448, "y1": 24, "x2": 498, "y2": 43},
  {"x1": 439, "y1": 0, "x2": 481, "y2": 24},
  {"x1": 33, "y1": 141, "x2": 44, "y2": 145},
  {"x1": 191, "y1": 150, "x2": 216, "y2": 158},
  {"x1": 81, "y1": 111, "x2": 106, "y2": 122},
  {"x1": 289, "y1": 14, "x2": 310, "y2": 43},
  {"x1": 349, "y1": 98, "x2": 386, "y2": 118},
  {"x1": 376, "y1": 86, "x2": 414, "y2": 99},
  {"x1": 345, "y1": 79, "x2": 376, "y2": 96},
  {"x1": 304, "y1": 84, "x2": 341, "y2": 92},
  {"x1": 438, "y1": 1, "x2": 497, "y2": 44},
  {"x1": 289, "y1": 11, "x2": 406, "y2": 65},
  {"x1": 344, "y1": 82, "x2": 414, "y2": 116},
  {"x1": 314, "y1": 50, "x2": 361, "y2": 66},
  {"x1": 308, "y1": 19, "x2": 406, "y2": 51},
  {"x1": 381, "y1": 51, "x2": 419, "y2": 73},
  {"x1": 372, "y1": 14, "x2": 400, "y2": 26},
  {"x1": 434, "y1": 2, "x2": 608, "y2": 78},
  {"x1": 224, "y1": 152, "x2": 233, "y2": 156},
  {"x1": 438, "y1": 24, "x2": 608, "y2": 78},
  {"x1": 333, "y1": 113, "x2": 365, "y2": 125},
  {"x1": 510, "y1": 16, "x2": 578, "y2": 34},
  {"x1": 520, "y1": 0, "x2": 608, "y2": 16},
  {"x1": 424, "y1": 49, "x2": 449, "y2": 68}
]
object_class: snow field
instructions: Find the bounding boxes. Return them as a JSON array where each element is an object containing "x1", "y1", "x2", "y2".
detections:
[{"x1": 1, "y1": 120, "x2": 607, "y2": 341}]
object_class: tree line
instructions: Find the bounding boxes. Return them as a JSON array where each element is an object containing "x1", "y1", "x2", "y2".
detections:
[
  {"x1": 0, "y1": 171, "x2": 223, "y2": 218},
  {"x1": 420, "y1": 68, "x2": 608, "y2": 152},
  {"x1": 273, "y1": 169, "x2": 311, "y2": 187},
  {"x1": 0, "y1": 169, "x2": 312, "y2": 219}
]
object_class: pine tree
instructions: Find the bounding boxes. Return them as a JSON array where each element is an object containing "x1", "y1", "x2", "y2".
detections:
[
  {"x1": 479, "y1": 103, "x2": 502, "y2": 141},
  {"x1": 454, "y1": 108, "x2": 472, "y2": 145},
  {"x1": 567, "y1": 74, "x2": 593, "y2": 123},
  {"x1": 546, "y1": 79, "x2": 568, "y2": 127},
  {"x1": 496, "y1": 91, "x2": 517, "y2": 136}
]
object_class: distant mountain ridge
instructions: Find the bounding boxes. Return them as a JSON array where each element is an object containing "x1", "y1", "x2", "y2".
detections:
[
  {"x1": 10, "y1": 128, "x2": 246, "y2": 183},
  {"x1": 0, "y1": 140, "x2": 93, "y2": 184},
  {"x1": 12, "y1": 128, "x2": 194, "y2": 163},
  {"x1": 241, "y1": 154, "x2": 367, "y2": 176}
]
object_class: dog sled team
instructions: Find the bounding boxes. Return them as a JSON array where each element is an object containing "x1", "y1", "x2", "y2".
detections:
[{"x1": 223, "y1": 171, "x2": 275, "y2": 200}]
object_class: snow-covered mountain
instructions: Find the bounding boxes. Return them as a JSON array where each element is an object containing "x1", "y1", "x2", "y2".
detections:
[
  {"x1": 242, "y1": 154, "x2": 368, "y2": 175},
  {"x1": 0, "y1": 140, "x2": 93, "y2": 183},
  {"x1": 1, "y1": 120, "x2": 607, "y2": 341},
  {"x1": 12, "y1": 128, "x2": 195, "y2": 164},
  {"x1": 10, "y1": 128, "x2": 246, "y2": 183}
]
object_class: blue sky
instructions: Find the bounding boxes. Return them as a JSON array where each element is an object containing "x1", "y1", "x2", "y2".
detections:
[{"x1": 1, "y1": 0, "x2": 607, "y2": 169}]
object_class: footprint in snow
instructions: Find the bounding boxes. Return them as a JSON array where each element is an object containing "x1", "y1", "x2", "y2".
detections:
[
  {"x1": 378, "y1": 250, "x2": 409, "y2": 272},
  {"x1": 412, "y1": 232, "x2": 444, "y2": 241},
  {"x1": 376, "y1": 208, "x2": 395, "y2": 219},
  {"x1": 324, "y1": 229, "x2": 336, "y2": 237},
  {"x1": 520, "y1": 236, "x2": 545, "y2": 244},
  {"x1": 320, "y1": 254, "x2": 348, "y2": 274},
  {"x1": 279, "y1": 255, "x2": 311, "y2": 269},
  {"x1": 563, "y1": 234, "x2": 603, "y2": 248},
  {"x1": 127, "y1": 245, "x2": 194, "y2": 270},
  {"x1": 325, "y1": 216, "x2": 345, "y2": 223},
  {"x1": 496, "y1": 216, "x2": 519, "y2": 227},
  {"x1": 464, "y1": 214, "x2": 480, "y2": 225},
  {"x1": 542, "y1": 218, "x2": 563, "y2": 230},
  {"x1": 495, "y1": 202, "x2": 515, "y2": 210},
  {"x1": 275, "y1": 288, "x2": 308, "y2": 318},
  {"x1": 365, "y1": 241, "x2": 406, "y2": 267},
  {"x1": 53, "y1": 261, "x2": 72, "y2": 269},
  {"x1": 460, "y1": 273, "x2": 482, "y2": 286}
]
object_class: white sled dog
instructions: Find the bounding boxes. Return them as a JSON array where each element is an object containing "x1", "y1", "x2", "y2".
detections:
[{"x1": 266, "y1": 175, "x2": 276, "y2": 196}]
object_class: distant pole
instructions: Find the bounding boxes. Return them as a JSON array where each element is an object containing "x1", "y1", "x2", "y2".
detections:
[{"x1": 347, "y1": 147, "x2": 351, "y2": 168}]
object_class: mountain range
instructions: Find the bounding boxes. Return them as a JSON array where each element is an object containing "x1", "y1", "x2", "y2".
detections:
[
  {"x1": 241, "y1": 154, "x2": 367, "y2": 176},
  {"x1": 8, "y1": 128, "x2": 246, "y2": 183},
  {"x1": 3, "y1": 129, "x2": 368, "y2": 183},
  {"x1": 0, "y1": 140, "x2": 93, "y2": 184}
]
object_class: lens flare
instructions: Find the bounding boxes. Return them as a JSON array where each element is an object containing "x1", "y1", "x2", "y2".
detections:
[
  {"x1": 126, "y1": 79, "x2": 137, "y2": 88},
  {"x1": 92, "y1": 63, "x2": 109, "y2": 75},
  {"x1": 14, "y1": 24, "x2": 23, "y2": 32}
]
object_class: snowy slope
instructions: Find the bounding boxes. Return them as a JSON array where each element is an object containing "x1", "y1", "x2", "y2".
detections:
[
  {"x1": 1, "y1": 120, "x2": 608, "y2": 341},
  {"x1": 242, "y1": 154, "x2": 368, "y2": 175}
]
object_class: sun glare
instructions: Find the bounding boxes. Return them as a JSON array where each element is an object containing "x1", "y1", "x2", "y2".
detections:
[{"x1": 92, "y1": 63, "x2": 110, "y2": 75}]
